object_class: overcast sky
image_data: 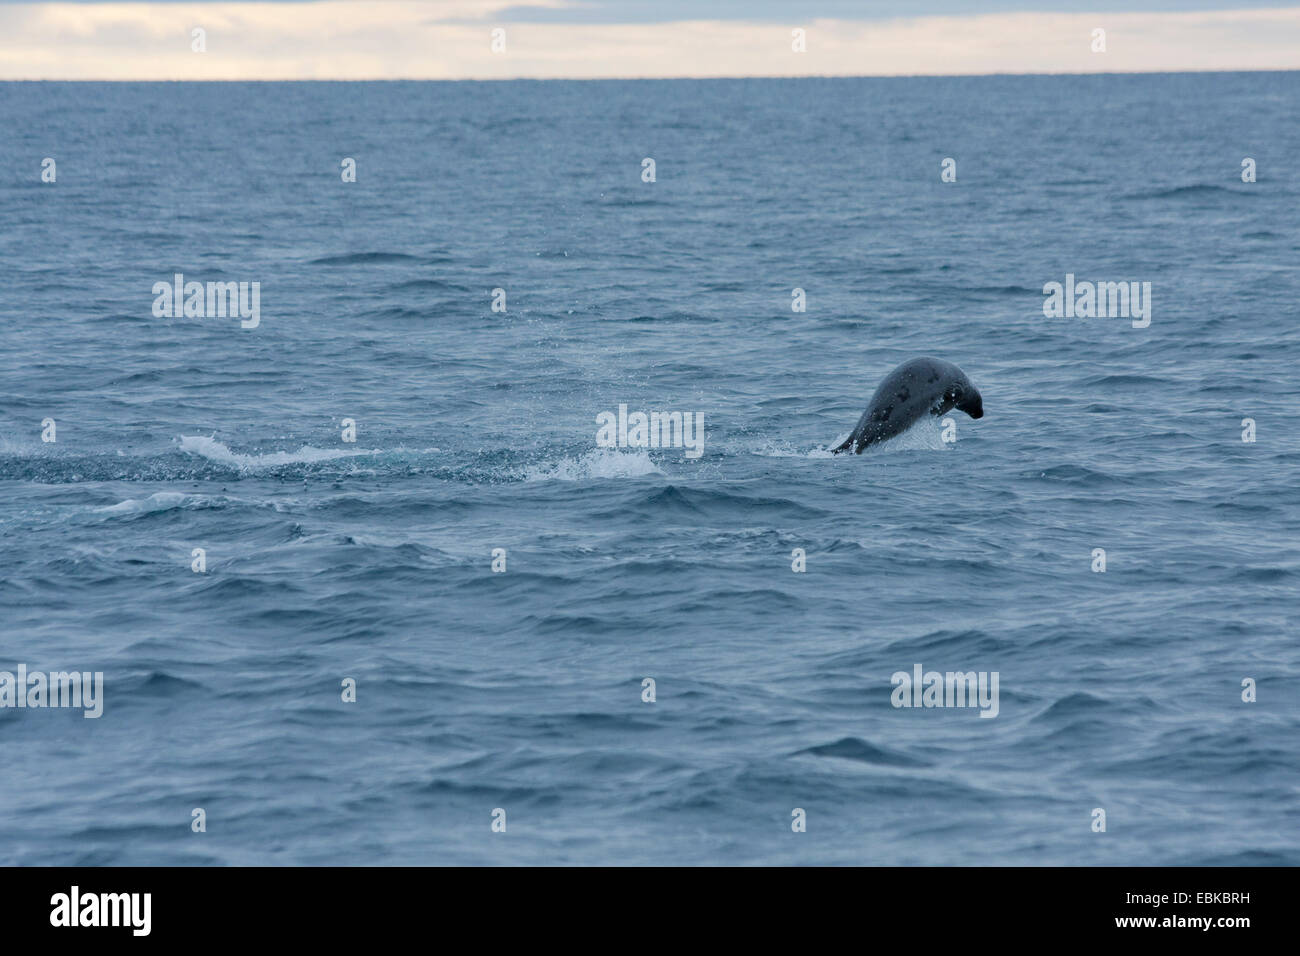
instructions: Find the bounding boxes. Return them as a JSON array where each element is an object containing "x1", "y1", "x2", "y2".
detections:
[{"x1": 2, "y1": 1, "x2": 1298, "y2": 79}]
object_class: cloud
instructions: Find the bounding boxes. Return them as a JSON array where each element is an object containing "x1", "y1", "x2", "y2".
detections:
[{"x1": 1, "y1": 2, "x2": 1298, "y2": 79}]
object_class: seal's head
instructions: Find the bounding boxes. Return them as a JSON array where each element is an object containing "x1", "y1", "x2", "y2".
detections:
[
  {"x1": 944, "y1": 374, "x2": 984, "y2": 419},
  {"x1": 957, "y1": 387, "x2": 984, "y2": 419}
]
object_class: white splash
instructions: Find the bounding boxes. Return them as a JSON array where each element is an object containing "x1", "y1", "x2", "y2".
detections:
[
  {"x1": 177, "y1": 435, "x2": 381, "y2": 469},
  {"x1": 752, "y1": 440, "x2": 838, "y2": 459},
  {"x1": 97, "y1": 491, "x2": 199, "y2": 514},
  {"x1": 520, "y1": 448, "x2": 663, "y2": 482}
]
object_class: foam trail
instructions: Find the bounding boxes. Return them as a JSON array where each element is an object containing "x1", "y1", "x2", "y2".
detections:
[
  {"x1": 756, "y1": 419, "x2": 949, "y2": 459},
  {"x1": 97, "y1": 492, "x2": 197, "y2": 514},
  {"x1": 520, "y1": 448, "x2": 663, "y2": 482},
  {"x1": 177, "y1": 435, "x2": 382, "y2": 469}
]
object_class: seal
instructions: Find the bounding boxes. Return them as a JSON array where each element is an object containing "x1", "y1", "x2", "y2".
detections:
[{"x1": 832, "y1": 357, "x2": 983, "y2": 453}]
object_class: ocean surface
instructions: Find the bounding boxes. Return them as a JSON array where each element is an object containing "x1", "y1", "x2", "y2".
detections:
[{"x1": 1, "y1": 75, "x2": 1297, "y2": 866}]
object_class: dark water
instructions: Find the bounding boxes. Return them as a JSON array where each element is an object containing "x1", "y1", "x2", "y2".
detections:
[{"x1": 1, "y1": 75, "x2": 1297, "y2": 865}]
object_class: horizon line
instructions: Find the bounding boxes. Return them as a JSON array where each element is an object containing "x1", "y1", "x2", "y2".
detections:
[{"x1": 2, "y1": 67, "x2": 1299, "y2": 82}]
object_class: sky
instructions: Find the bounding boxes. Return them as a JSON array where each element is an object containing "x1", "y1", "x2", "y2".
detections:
[{"x1": 1, "y1": 1, "x2": 1298, "y2": 80}]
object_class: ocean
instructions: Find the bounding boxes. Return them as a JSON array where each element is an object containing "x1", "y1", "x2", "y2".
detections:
[{"x1": 0, "y1": 74, "x2": 1297, "y2": 865}]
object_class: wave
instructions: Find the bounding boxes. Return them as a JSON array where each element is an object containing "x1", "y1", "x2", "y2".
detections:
[
  {"x1": 969, "y1": 284, "x2": 1040, "y2": 295},
  {"x1": 308, "y1": 252, "x2": 421, "y2": 265},
  {"x1": 517, "y1": 448, "x2": 664, "y2": 482},
  {"x1": 797, "y1": 737, "x2": 932, "y2": 768},
  {"x1": 93, "y1": 491, "x2": 292, "y2": 518},
  {"x1": 588, "y1": 483, "x2": 830, "y2": 521},
  {"x1": 1123, "y1": 183, "x2": 1250, "y2": 201},
  {"x1": 1080, "y1": 373, "x2": 1171, "y2": 387},
  {"x1": 176, "y1": 435, "x2": 383, "y2": 469},
  {"x1": 96, "y1": 491, "x2": 206, "y2": 515},
  {"x1": 391, "y1": 278, "x2": 470, "y2": 292}
]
